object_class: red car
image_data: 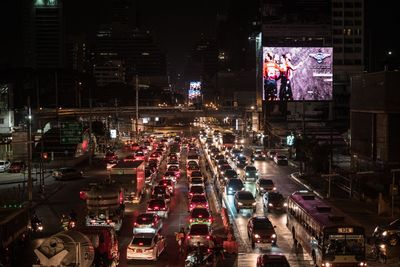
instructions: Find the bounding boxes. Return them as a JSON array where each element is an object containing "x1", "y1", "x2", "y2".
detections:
[
  {"x1": 167, "y1": 165, "x2": 180, "y2": 178},
  {"x1": 8, "y1": 161, "x2": 26, "y2": 173}
]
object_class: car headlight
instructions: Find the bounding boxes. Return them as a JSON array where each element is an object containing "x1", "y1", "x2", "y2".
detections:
[
  {"x1": 268, "y1": 203, "x2": 273, "y2": 207},
  {"x1": 271, "y1": 234, "x2": 276, "y2": 239},
  {"x1": 238, "y1": 202, "x2": 243, "y2": 206},
  {"x1": 220, "y1": 171, "x2": 224, "y2": 175},
  {"x1": 252, "y1": 202, "x2": 257, "y2": 206},
  {"x1": 228, "y1": 187, "x2": 232, "y2": 191},
  {"x1": 283, "y1": 203, "x2": 288, "y2": 207},
  {"x1": 254, "y1": 234, "x2": 260, "y2": 239},
  {"x1": 246, "y1": 172, "x2": 249, "y2": 176},
  {"x1": 358, "y1": 262, "x2": 367, "y2": 266},
  {"x1": 379, "y1": 244, "x2": 386, "y2": 249},
  {"x1": 382, "y1": 231, "x2": 388, "y2": 237},
  {"x1": 273, "y1": 187, "x2": 277, "y2": 191}
]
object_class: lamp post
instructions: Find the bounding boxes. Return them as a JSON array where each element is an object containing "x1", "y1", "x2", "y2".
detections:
[{"x1": 27, "y1": 97, "x2": 33, "y2": 207}]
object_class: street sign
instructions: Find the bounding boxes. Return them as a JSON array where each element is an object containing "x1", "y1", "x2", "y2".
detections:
[{"x1": 60, "y1": 122, "x2": 83, "y2": 144}]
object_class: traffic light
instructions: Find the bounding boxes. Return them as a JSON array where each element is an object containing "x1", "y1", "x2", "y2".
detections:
[{"x1": 42, "y1": 152, "x2": 48, "y2": 160}]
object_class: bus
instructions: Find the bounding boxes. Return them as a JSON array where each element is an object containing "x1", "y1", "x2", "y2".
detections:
[
  {"x1": 287, "y1": 190, "x2": 366, "y2": 267},
  {"x1": 221, "y1": 131, "x2": 236, "y2": 150}
]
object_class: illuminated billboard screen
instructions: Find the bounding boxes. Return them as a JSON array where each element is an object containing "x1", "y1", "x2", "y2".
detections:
[
  {"x1": 262, "y1": 47, "x2": 333, "y2": 101},
  {"x1": 188, "y1": 81, "x2": 201, "y2": 101}
]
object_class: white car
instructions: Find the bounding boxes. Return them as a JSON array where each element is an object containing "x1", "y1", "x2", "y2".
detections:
[
  {"x1": 0, "y1": 160, "x2": 11, "y2": 172},
  {"x1": 133, "y1": 213, "x2": 163, "y2": 234},
  {"x1": 127, "y1": 233, "x2": 166, "y2": 261}
]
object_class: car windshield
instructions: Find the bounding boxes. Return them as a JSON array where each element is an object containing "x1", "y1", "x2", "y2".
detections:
[
  {"x1": 253, "y1": 219, "x2": 273, "y2": 230},
  {"x1": 225, "y1": 170, "x2": 237, "y2": 178},
  {"x1": 246, "y1": 166, "x2": 257, "y2": 172},
  {"x1": 136, "y1": 214, "x2": 155, "y2": 224},
  {"x1": 191, "y1": 208, "x2": 209, "y2": 218},
  {"x1": 191, "y1": 195, "x2": 207, "y2": 203},
  {"x1": 168, "y1": 166, "x2": 179, "y2": 171},
  {"x1": 131, "y1": 237, "x2": 153, "y2": 246},
  {"x1": 190, "y1": 225, "x2": 209, "y2": 235},
  {"x1": 191, "y1": 178, "x2": 203, "y2": 184},
  {"x1": 190, "y1": 186, "x2": 204, "y2": 194},
  {"x1": 191, "y1": 171, "x2": 202, "y2": 177},
  {"x1": 165, "y1": 171, "x2": 175, "y2": 176},
  {"x1": 261, "y1": 257, "x2": 289, "y2": 267},
  {"x1": 153, "y1": 186, "x2": 166, "y2": 194},
  {"x1": 228, "y1": 179, "x2": 243, "y2": 187},
  {"x1": 259, "y1": 179, "x2": 273, "y2": 186},
  {"x1": 238, "y1": 192, "x2": 254, "y2": 200},
  {"x1": 269, "y1": 193, "x2": 284, "y2": 201},
  {"x1": 149, "y1": 200, "x2": 165, "y2": 208},
  {"x1": 277, "y1": 156, "x2": 287, "y2": 159}
]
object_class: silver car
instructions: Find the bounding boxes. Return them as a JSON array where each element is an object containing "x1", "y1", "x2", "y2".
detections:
[
  {"x1": 234, "y1": 190, "x2": 257, "y2": 213},
  {"x1": 186, "y1": 223, "x2": 212, "y2": 248},
  {"x1": 133, "y1": 213, "x2": 163, "y2": 234}
]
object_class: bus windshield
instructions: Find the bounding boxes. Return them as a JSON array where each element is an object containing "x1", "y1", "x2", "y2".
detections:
[{"x1": 323, "y1": 233, "x2": 364, "y2": 257}]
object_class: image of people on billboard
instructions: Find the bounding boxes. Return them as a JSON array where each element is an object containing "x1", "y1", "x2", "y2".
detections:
[
  {"x1": 262, "y1": 47, "x2": 333, "y2": 101},
  {"x1": 189, "y1": 81, "x2": 201, "y2": 100}
]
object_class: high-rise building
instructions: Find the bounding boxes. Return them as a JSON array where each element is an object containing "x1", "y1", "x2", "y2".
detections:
[
  {"x1": 33, "y1": 0, "x2": 64, "y2": 69},
  {"x1": 93, "y1": 59, "x2": 125, "y2": 87}
]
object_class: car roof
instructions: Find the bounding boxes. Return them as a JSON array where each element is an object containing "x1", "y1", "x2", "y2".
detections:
[
  {"x1": 236, "y1": 191, "x2": 254, "y2": 197},
  {"x1": 190, "y1": 223, "x2": 209, "y2": 230},
  {"x1": 133, "y1": 233, "x2": 156, "y2": 239}
]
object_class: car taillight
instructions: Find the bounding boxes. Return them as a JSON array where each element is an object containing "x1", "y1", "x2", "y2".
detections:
[
  {"x1": 106, "y1": 219, "x2": 112, "y2": 224},
  {"x1": 206, "y1": 203, "x2": 209, "y2": 208},
  {"x1": 187, "y1": 235, "x2": 191, "y2": 239},
  {"x1": 208, "y1": 218, "x2": 212, "y2": 222},
  {"x1": 206, "y1": 235, "x2": 210, "y2": 240},
  {"x1": 161, "y1": 207, "x2": 166, "y2": 210},
  {"x1": 190, "y1": 204, "x2": 193, "y2": 208},
  {"x1": 144, "y1": 247, "x2": 154, "y2": 252},
  {"x1": 91, "y1": 219, "x2": 96, "y2": 224},
  {"x1": 190, "y1": 193, "x2": 193, "y2": 196},
  {"x1": 134, "y1": 222, "x2": 138, "y2": 226}
]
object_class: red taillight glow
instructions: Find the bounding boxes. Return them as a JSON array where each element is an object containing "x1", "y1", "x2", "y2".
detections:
[
  {"x1": 134, "y1": 222, "x2": 138, "y2": 226},
  {"x1": 187, "y1": 235, "x2": 191, "y2": 239},
  {"x1": 206, "y1": 235, "x2": 210, "y2": 240},
  {"x1": 208, "y1": 218, "x2": 212, "y2": 222},
  {"x1": 189, "y1": 218, "x2": 193, "y2": 223}
]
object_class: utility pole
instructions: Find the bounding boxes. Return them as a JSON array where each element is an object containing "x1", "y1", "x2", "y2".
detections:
[
  {"x1": 135, "y1": 73, "x2": 139, "y2": 140},
  {"x1": 89, "y1": 96, "x2": 93, "y2": 166},
  {"x1": 27, "y1": 97, "x2": 33, "y2": 207}
]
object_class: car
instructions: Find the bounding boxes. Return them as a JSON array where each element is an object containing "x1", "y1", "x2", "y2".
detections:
[
  {"x1": 123, "y1": 154, "x2": 136, "y2": 162},
  {"x1": 187, "y1": 164, "x2": 200, "y2": 176},
  {"x1": 126, "y1": 232, "x2": 166, "y2": 261},
  {"x1": 247, "y1": 216, "x2": 277, "y2": 248},
  {"x1": 130, "y1": 143, "x2": 140, "y2": 151},
  {"x1": 213, "y1": 154, "x2": 225, "y2": 163},
  {"x1": 372, "y1": 218, "x2": 400, "y2": 246},
  {"x1": 168, "y1": 154, "x2": 179, "y2": 162},
  {"x1": 225, "y1": 179, "x2": 244, "y2": 195},
  {"x1": 256, "y1": 178, "x2": 276, "y2": 195},
  {"x1": 263, "y1": 192, "x2": 287, "y2": 212},
  {"x1": 189, "y1": 194, "x2": 209, "y2": 211},
  {"x1": 167, "y1": 161, "x2": 179, "y2": 169},
  {"x1": 189, "y1": 207, "x2": 213, "y2": 226},
  {"x1": 158, "y1": 179, "x2": 175, "y2": 195},
  {"x1": 274, "y1": 155, "x2": 288, "y2": 165},
  {"x1": 189, "y1": 177, "x2": 204, "y2": 188},
  {"x1": 222, "y1": 169, "x2": 238, "y2": 181},
  {"x1": 149, "y1": 152, "x2": 162, "y2": 161},
  {"x1": 252, "y1": 150, "x2": 267, "y2": 161},
  {"x1": 244, "y1": 165, "x2": 258, "y2": 182},
  {"x1": 205, "y1": 137, "x2": 213, "y2": 146},
  {"x1": 151, "y1": 185, "x2": 171, "y2": 202},
  {"x1": 133, "y1": 213, "x2": 163, "y2": 234},
  {"x1": 189, "y1": 170, "x2": 203, "y2": 179},
  {"x1": 256, "y1": 253, "x2": 290, "y2": 267},
  {"x1": 145, "y1": 167, "x2": 156, "y2": 185},
  {"x1": 134, "y1": 150, "x2": 146, "y2": 161},
  {"x1": 234, "y1": 155, "x2": 248, "y2": 168},
  {"x1": 167, "y1": 165, "x2": 180, "y2": 178},
  {"x1": 8, "y1": 161, "x2": 26, "y2": 173},
  {"x1": 163, "y1": 171, "x2": 178, "y2": 183},
  {"x1": 267, "y1": 151, "x2": 277, "y2": 160},
  {"x1": 188, "y1": 185, "x2": 206, "y2": 198},
  {"x1": 187, "y1": 154, "x2": 200, "y2": 164},
  {"x1": 186, "y1": 223, "x2": 212, "y2": 248},
  {"x1": 148, "y1": 159, "x2": 159, "y2": 169},
  {"x1": 52, "y1": 167, "x2": 83, "y2": 180},
  {"x1": 209, "y1": 147, "x2": 220, "y2": 158},
  {"x1": 104, "y1": 151, "x2": 118, "y2": 163},
  {"x1": 230, "y1": 148, "x2": 242, "y2": 159},
  {"x1": 217, "y1": 159, "x2": 229, "y2": 169},
  {"x1": 234, "y1": 190, "x2": 257, "y2": 213},
  {"x1": 147, "y1": 199, "x2": 169, "y2": 218},
  {"x1": 219, "y1": 164, "x2": 233, "y2": 176}
]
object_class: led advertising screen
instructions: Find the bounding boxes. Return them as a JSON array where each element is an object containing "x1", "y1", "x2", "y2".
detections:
[
  {"x1": 188, "y1": 81, "x2": 201, "y2": 101},
  {"x1": 262, "y1": 47, "x2": 333, "y2": 101}
]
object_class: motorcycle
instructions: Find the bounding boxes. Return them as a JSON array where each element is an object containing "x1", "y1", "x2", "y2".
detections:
[
  {"x1": 29, "y1": 216, "x2": 44, "y2": 233},
  {"x1": 61, "y1": 216, "x2": 77, "y2": 231},
  {"x1": 185, "y1": 248, "x2": 214, "y2": 267}
]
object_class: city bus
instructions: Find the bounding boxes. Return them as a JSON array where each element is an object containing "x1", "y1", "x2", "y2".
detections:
[
  {"x1": 221, "y1": 131, "x2": 236, "y2": 150},
  {"x1": 287, "y1": 190, "x2": 366, "y2": 267}
]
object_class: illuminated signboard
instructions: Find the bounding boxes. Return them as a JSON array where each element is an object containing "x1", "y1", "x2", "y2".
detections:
[
  {"x1": 262, "y1": 47, "x2": 333, "y2": 101},
  {"x1": 188, "y1": 81, "x2": 201, "y2": 101}
]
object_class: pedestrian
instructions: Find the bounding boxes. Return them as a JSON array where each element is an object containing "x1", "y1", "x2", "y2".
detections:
[{"x1": 175, "y1": 227, "x2": 186, "y2": 256}]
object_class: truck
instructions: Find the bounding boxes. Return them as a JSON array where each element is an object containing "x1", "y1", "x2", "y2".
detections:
[
  {"x1": 109, "y1": 160, "x2": 145, "y2": 204},
  {"x1": 85, "y1": 182, "x2": 124, "y2": 231},
  {"x1": 1, "y1": 204, "x2": 30, "y2": 266},
  {"x1": 33, "y1": 226, "x2": 119, "y2": 267}
]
